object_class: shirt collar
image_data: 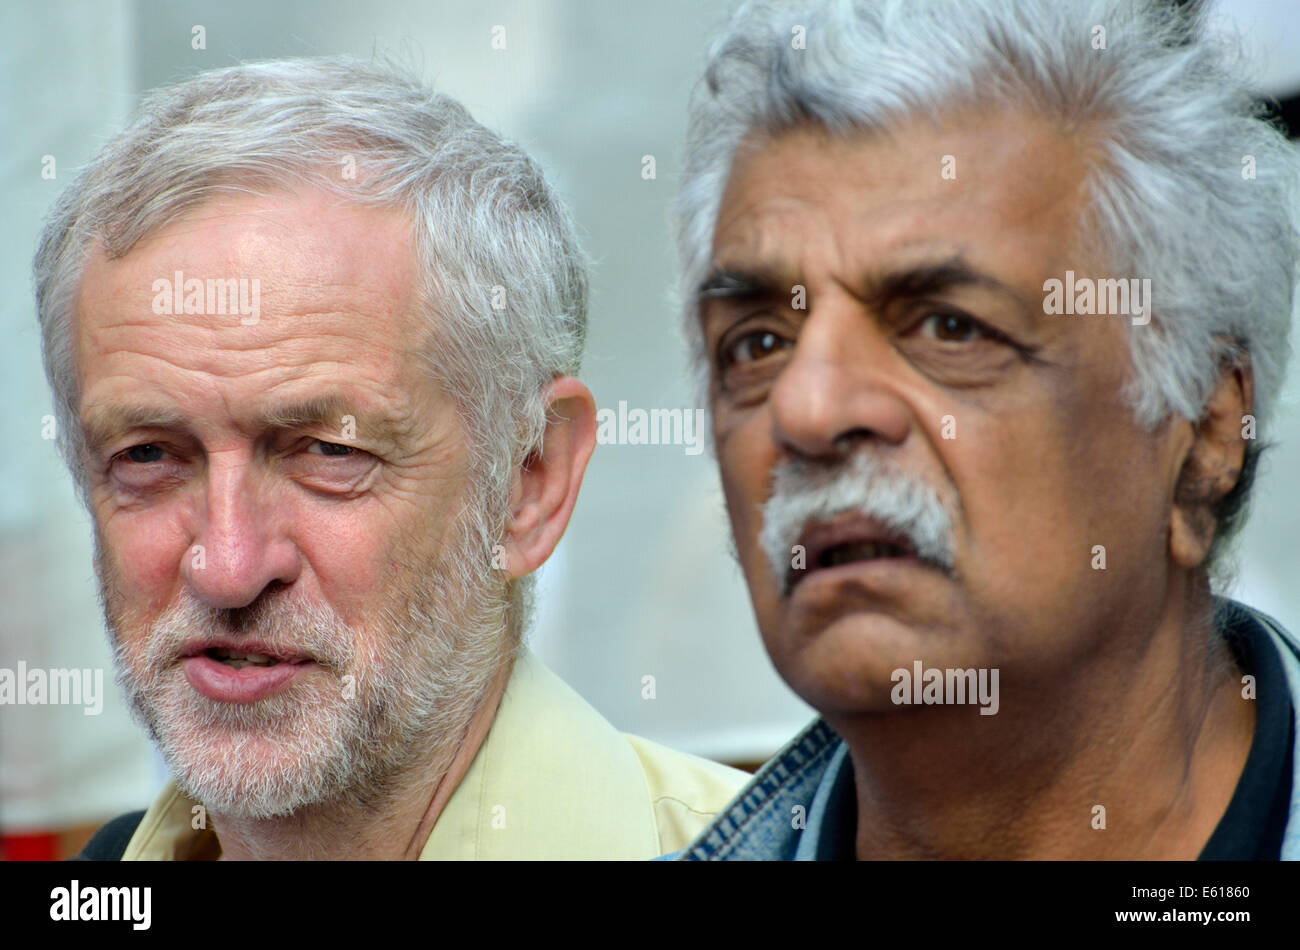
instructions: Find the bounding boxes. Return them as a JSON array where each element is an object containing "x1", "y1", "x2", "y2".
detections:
[
  {"x1": 793, "y1": 740, "x2": 856, "y2": 861},
  {"x1": 678, "y1": 718, "x2": 844, "y2": 860},
  {"x1": 1198, "y1": 600, "x2": 1294, "y2": 858}
]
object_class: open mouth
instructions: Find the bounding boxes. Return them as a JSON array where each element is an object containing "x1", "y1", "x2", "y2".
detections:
[
  {"x1": 787, "y1": 517, "x2": 924, "y2": 592},
  {"x1": 203, "y1": 647, "x2": 303, "y2": 670},
  {"x1": 183, "y1": 644, "x2": 315, "y2": 703},
  {"x1": 816, "y1": 539, "x2": 912, "y2": 569}
]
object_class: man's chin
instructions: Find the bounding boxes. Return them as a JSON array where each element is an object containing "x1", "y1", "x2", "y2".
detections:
[
  {"x1": 135, "y1": 684, "x2": 357, "y2": 820},
  {"x1": 162, "y1": 733, "x2": 346, "y2": 821},
  {"x1": 764, "y1": 613, "x2": 983, "y2": 714},
  {"x1": 779, "y1": 662, "x2": 915, "y2": 718}
]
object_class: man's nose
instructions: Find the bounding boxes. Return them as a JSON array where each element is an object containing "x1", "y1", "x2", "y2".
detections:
[
  {"x1": 181, "y1": 459, "x2": 301, "y2": 610},
  {"x1": 769, "y1": 298, "x2": 911, "y2": 459}
]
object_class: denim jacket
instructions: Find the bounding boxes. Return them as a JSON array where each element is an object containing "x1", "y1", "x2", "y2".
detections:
[{"x1": 677, "y1": 598, "x2": 1300, "y2": 860}]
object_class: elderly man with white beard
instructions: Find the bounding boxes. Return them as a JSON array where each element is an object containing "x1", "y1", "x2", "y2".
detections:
[
  {"x1": 674, "y1": 0, "x2": 1300, "y2": 860},
  {"x1": 37, "y1": 57, "x2": 746, "y2": 861}
]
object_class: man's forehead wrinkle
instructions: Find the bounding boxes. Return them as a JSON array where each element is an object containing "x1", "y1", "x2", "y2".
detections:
[
  {"x1": 716, "y1": 187, "x2": 957, "y2": 293},
  {"x1": 718, "y1": 187, "x2": 828, "y2": 244},
  {"x1": 80, "y1": 305, "x2": 424, "y2": 400},
  {"x1": 125, "y1": 201, "x2": 286, "y2": 255},
  {"x1": 712, "y1": 214, "x2": 831, "y2": 294},
  {"x1": 96, "y1": 192, "x2": 417, "y2": 304},
  {"x1": 84, "y1": 307, "x2": 415, "y2": 364}
]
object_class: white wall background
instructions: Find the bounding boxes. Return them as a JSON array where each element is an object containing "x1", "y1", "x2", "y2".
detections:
[{"x1": 1, "y1": 0, "x2": 1296, "y2": 829}]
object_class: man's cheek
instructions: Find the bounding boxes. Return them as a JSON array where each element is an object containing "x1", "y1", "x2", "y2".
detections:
[
  {"x1": 118, "y1": 544, "x2": 181, "y2": 609},
  {"x1": 100, "y1": 543, "x2": 178, "y2": 630},
  {"x1": 968, "y1": 487, "x2": 1096, "y2": 628}
]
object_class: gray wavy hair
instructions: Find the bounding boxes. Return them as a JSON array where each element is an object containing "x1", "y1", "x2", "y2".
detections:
[
  {"x1": 675, "y1": 0, "x2": 1300, "y2": 576},
  {"x1": 33, "y1": 56, "x2": 589, "y2": 641}
]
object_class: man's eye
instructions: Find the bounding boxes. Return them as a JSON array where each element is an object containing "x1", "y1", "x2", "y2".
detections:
[
  {"x1": 308, "y1": 440, "x2": 356, "y2": 457},
  {"x1": 915, "y1": 311, "x2": 989, "y2": 343},
  {"x1": 721, "y1": 329, "x2": 791, "y2": 367},
  {"x1": 118, "y1": 444, "x2": 166, "y2": 464}
]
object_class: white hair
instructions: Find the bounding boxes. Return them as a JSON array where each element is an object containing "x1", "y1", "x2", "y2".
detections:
[
  {"x1": 34, "y1": 56, "x2": 589, "y2": 641},
  {"x1": 676, "y1": 0, "x2": 1300, "y2": 570}
]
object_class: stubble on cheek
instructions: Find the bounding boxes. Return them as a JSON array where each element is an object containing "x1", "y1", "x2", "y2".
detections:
[
  {"x1": 96, "y1": 494, "x2": 508, "y2": 818},
  {"x1": 96, "y1": 530, "x2": 380, "y2": 813}
]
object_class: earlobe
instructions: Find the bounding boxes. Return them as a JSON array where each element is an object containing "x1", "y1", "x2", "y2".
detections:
[
  {"x1": 1168, "y1": 357, "x2": 1253, "y2": 570},
  {"x1": 1169, "y1": 487, "x2": 1218, "y2": 570}
]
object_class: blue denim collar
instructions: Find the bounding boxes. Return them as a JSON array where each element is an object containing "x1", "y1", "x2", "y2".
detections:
[
  {"x1": 676, "y1": 718, "x2": 848, "y2": 860},
  {"x1": 793, "y1": 739, "x2": 856, "y2": 860}
]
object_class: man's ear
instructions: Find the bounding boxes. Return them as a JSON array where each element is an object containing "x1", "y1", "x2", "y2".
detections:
[
  {"x1": 501, "y1": 376, "x2": 597, "y2": 579},
  {"x1": 1169, "y1": 355, "x2": 1254, "y2": 570}
]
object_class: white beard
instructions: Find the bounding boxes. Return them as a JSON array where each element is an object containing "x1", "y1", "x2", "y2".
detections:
[{"x1": 102, "y1": 510, "x2": 509, "y2": 821}]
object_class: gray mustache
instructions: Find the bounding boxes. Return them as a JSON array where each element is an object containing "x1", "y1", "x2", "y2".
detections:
[
  {"x1": 142, "y1": 593, "x2": 356, "y2": 675},
  {"x1": 759, "y1": 452, "x2": 957, "y2": 591}
]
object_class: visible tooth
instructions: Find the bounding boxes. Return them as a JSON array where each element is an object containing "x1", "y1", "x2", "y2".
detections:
[
  {"x1": 823, "y1": 541, "x2": 905, "y2": 567},
  {"x1": 214, "y1": 650, "x2": 279, "y2": 668}
]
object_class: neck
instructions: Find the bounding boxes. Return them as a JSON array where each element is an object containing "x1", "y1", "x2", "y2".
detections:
[
  {"x1": 210, "y1": 654, "x2": 515, "y2": 861},
  {"x1": 836, "y1": 581, "x2": 1254, "y2": 860}
]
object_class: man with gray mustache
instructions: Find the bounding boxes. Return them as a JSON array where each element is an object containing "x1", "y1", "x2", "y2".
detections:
[{"x1": 675, "y1": 0, "x2": 1300, "y2": 860}]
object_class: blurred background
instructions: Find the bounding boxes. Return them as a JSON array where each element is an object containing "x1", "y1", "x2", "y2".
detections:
[{"x1": 2, "y1": 0, "x2": 1298, "y2": 859}]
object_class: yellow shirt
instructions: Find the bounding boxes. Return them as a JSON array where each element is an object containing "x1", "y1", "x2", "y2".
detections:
[{"x1": 121, "y1": 648, "x2": 748, "y2": 859}]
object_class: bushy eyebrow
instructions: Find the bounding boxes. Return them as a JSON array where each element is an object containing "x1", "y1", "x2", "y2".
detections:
[
  {"x1": 82, "y1": 405, "x2": 187, "y2": 454},
  {"x1": 866, "y1": 257, "x2": 1029, "y2": 311},
  {"x1": 253, "y1": 395, "x2": 355, "y2": 432},
  {"x1": 82, "y1": 394, "x2": 400, "y2": 454},
  {"x1": 698, "y1": 255, "x2": 1032, "y2": 317},
  {"x1": 697, "y1": 268, "x2": 785, "y2": 303}
]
